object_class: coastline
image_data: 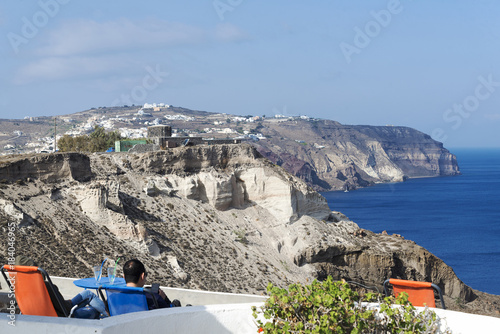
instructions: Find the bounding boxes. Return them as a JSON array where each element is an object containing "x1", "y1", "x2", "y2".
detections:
[{"x1": 322, "y1": 148, "x2": 500, "y2": 295}]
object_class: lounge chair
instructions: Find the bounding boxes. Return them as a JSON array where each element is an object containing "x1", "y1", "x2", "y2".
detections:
[
  {"x1": 98, "y1": 285, "x2": 158, "y2": 316},
  {"x1": 383, "y1": 278, "x2": 446, "y2": 309},
  {"x1": 1, "y1": 265, "x2": 86, "y2": 317}
]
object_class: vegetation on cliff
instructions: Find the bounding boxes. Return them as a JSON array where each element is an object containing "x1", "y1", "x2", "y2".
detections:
[
  {"x1": 57, "y1": 126, "x2": 122, "y2": 152},
  {"x1": 0, "y1": 105, "x2": 460, "y2": 191},
  {"x1": 0, "y1": 146, "x2": 496, "y2": 317}
]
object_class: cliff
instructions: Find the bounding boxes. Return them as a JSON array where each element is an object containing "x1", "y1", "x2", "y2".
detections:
[
  {"x1": 254, "y1": 119, "x2": 460, "y2": 191},
  {"x1": 0, "y1": 146, "x2": 497, "y2": 317},
  {"x1": 0, "y1": 106, "x2": 460, "y2": 192}
]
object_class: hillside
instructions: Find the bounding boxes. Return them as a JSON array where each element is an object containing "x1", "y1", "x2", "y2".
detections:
[
  {"x1": 253, "y1": 119, "x2": 459, "y2": 191},
  {"x1": 0, "y1": 106, "x2": 459, "y2": 191},
  {"x1": 0, "y1": 146, "x2": 498, "y2": 317}
]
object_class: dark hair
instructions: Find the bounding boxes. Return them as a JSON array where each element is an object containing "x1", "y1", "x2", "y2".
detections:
[{"x1": 123, "y1": 259, "x2": 146, "y2": 284}]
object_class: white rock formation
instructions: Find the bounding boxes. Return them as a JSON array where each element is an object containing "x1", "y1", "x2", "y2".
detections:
[
  {"x1": 157, "y1": 166, "x2": 331, "y2": 224},
  {"x1": 73, "y1": 182, "x2": 160, "y2": 255},
  {"x1": 0, "y1": 199, "x2": 34, "y2": 227}
]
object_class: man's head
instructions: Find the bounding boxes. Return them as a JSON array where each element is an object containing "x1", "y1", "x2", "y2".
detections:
[{"x1": 123, "y1": 259, "x2": 147, "y2": 287}]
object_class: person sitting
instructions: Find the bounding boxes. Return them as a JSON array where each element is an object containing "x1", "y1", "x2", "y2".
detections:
[
  {"x1": 15, "y1": 255, "x2": 108, "y2": 319},
  {"x1": 123, "y1": 259, "x2": 180, "y2": 309}
]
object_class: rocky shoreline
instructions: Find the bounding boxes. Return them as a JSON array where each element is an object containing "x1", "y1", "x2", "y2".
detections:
[
  {"x1": 253, "y1": 120, "x2": 460, "y2": 191},
  {"x1": 0, "y1": 146, "x2": 498, "y2": 317}
]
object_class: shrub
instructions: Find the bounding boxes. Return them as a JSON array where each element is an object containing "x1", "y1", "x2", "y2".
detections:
[
  {"x1": 58, "y1": 126, "x2": 123, "y2": 152},
  {"x1": 234, "y1": 229, "x2": 249, "y2": 245},
  {"x1": 252, "y1": 277, "x2": 450, "y2": 333}
]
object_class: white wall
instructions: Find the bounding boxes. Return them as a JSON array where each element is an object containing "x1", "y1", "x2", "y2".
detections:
[
  {"x1": 45, "y1": 277, "x2": 267, "y2": 306},
  {"x1": 2, "y1": 301, "x2": 500, "y2": 334},
  {"x1": 3, "y1": 277, "x2": 500, "y2": 334},
  {"x1": 0, "y1": 303, "x2": 263, "y2": 334}
]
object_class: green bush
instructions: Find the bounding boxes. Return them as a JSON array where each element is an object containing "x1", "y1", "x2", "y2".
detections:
[
  {"x1": 252, "y1": 277, "x2": 450, "y2": 334},
  {"x1": 58, "y1": 126, "x2": 123, "y2": 152},
  {"x1": 234, "y1": 229, "x2": 249, "y2": 245}
]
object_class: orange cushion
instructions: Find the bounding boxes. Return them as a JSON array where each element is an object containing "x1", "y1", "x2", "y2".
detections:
[
  {"x1": 389, "y1": 279, "x2": 436, "y2": 308},
  {"x1": 4, "y1": 265, "x2": 58, "y2": 317}
]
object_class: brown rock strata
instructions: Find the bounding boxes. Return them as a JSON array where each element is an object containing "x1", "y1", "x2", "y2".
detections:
[{"x1": 0, "y1": 145, "x2": 497, "y2": 318}]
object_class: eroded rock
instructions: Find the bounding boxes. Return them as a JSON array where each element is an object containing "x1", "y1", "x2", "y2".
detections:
[{"x1": 0, "y1": 146, "x2": 496, "y2": 317}]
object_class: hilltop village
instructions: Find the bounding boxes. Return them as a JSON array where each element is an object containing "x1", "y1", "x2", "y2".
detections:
[
  {"x1": 0, "y1": 103, "x2": 459, "y2": 192},
  {"x1": 1, "y1": 103, "x2": 308, "y2": 155},
  {"x1": 2, "y1": 104, "x2": 491, "y2": 317}
]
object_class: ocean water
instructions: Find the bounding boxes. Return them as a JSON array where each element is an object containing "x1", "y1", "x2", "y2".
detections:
[{"x1": 321, "y1": 148, "x2": 500, "y2": 295}]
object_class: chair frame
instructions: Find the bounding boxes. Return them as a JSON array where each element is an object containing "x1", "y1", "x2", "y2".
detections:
[
  {"x1": 383, "y1": 278, "x2": 446, "y2": 309},
  {"x1": 98, "y1": 285, "x2": 158, "y2": 316},
  {"x1": 1, "y1": 265, "x2": 69, "y2": 317}
]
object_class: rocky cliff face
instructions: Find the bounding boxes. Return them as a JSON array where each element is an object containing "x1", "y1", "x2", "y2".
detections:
[
  {"x1": 0, "y1": 106, "x2": 460, "y2": 193},
  {"x1": 0, "y1": 146, "x2": 497, "y2": 316},
  {"x1": 254, "y1": 120, "x2": 460, "y2": 191}
]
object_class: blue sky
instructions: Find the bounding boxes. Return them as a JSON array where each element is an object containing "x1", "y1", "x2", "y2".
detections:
[{"x1": 1, "y1": 1, "x2": 499, "y2": 148}]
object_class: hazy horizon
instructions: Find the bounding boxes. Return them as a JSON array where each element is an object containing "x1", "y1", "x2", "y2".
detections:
[{"x1": 1, "y1": 1, "x2": 499, "y2": 148}]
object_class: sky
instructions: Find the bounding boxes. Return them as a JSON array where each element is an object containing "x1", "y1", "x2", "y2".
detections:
[{"x1": 1, "y1": 1, "x2": 499, "y2": 148}]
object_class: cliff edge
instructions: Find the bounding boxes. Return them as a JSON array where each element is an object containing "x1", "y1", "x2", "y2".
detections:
[
  {"x1": 0, "y1": 146, "x2": 496, "y2": 317},
  {"x1": 254, "y1": 119, "x2": 460, "y2": 191},
  {"x1": 0, "y1": 107, "x2": 460, "y2": 192}
]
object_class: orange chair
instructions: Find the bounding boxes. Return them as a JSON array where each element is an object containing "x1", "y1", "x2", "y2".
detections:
[
  {"x1": 383, "y1": 278, "x2": 446, "y2": 309},
  {"x1": 1, "y1": 265, "x2": 68, "y2": 317}
]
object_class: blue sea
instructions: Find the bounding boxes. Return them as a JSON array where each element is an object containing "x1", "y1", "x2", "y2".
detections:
[{"x1": 322, "y1": 148, "x2": 500, "y2": 295}]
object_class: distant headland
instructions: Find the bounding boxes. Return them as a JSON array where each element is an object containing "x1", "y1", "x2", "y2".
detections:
[{"x1": 0, "y1": 104, "x2": 460, "y2": 191}]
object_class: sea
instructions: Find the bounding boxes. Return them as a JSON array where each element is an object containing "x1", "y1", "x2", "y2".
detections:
[{"x1": 321, "y1": 148, "x2": 500, "y2": 296}]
